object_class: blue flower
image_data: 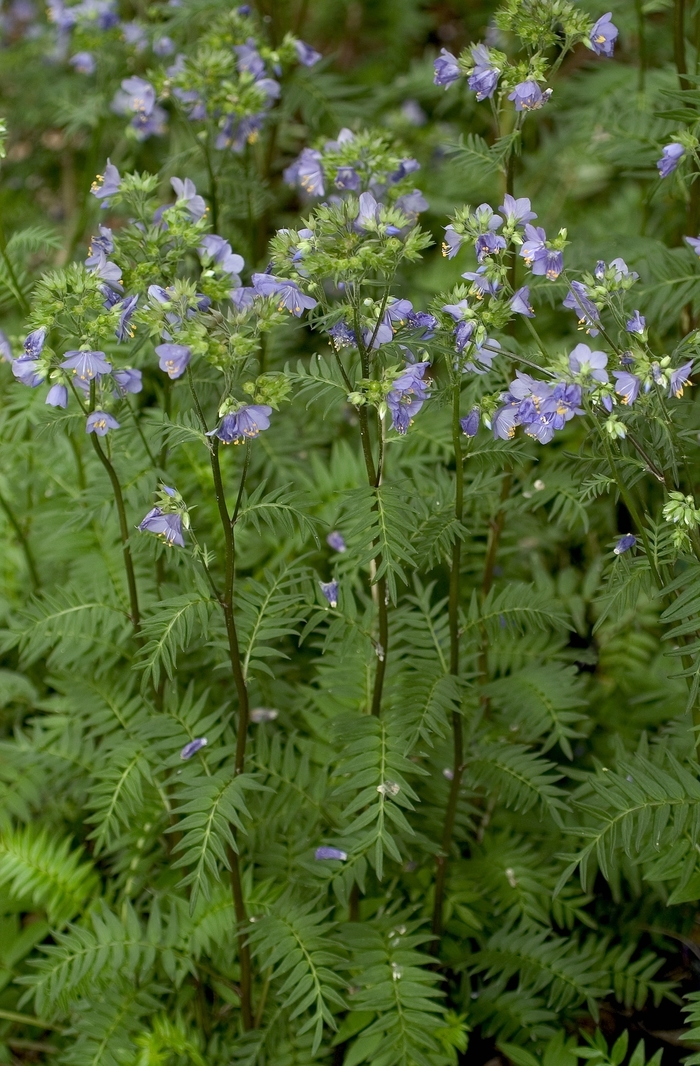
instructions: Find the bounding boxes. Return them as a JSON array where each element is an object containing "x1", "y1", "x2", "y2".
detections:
[
  {"x1": 328, "y1": 321, "x2": 357, "y2": 349},
  {"x1": 180, "y1": 737, "x2": 207, "y2": 759},
  {"x1": 563, "y1": 281, "x2": 601, "y2": 335},
  {"x1": 406, "y1": 310, "x2": 437, "y2": 337},
  {"x1": 669, "y1": 360, "x2": 693, "y2": 397},
  {"x1": 510, "y1": 286, "x2": 535, "y2": 317},
  {"x1": 442, "y1": 299, "x2": 470, "y2": 322},
  {"x1": 199, "y1": 235, "x2": 245, "y2": 278},
  {"x1": 657, "y1": 142, "x2": 685, "y2": 178},
  {"x1": 590, "y1": 11, "x2": 618, "y2": 56},
  {"x1": 315, "y1": 846, "x2": 347, "y2": 861},
  {"x1": 320, "y1": 580, "x2": 339, "y2": 607},
  {"x1": 383, "y1": 298, "x2": 413, "y2": 331},
  {"x1": 113, "y1": 75, "x2": 155, "y2": 117},
  {"x1": 334, "y1": 166, "x2": 361, "y2": 191},
  {"x1": 686, "y1": 235, "x2": 700, "y2": 257},
  {"x1": 614, "y1": 534, "x2": 636, "y2": 555},
  {"x1": 46, "y1": 384, "x2": 68, "y2": 408},
  {"x1": 434, "y1": 48, "x2": 460, "y2": 87},
  {"x1": 12, "y1": 358, "x2": 44, "y2": 387},
  {"x1": 116, "y1": 295, "x2": 139, "y2": 342},
  {"x1": 395, "y1": 189, "x2": 429, "y2": 220},
  {"x1": 153, "y1": 35, "x2": 175, "y2": 56},
  {"x1": 327, "y1": 531, "x2": 346, "y2": 552},
  {"x1": 354, "y1": 191, "x2": 381, "y2": 230},
  {"x1": 508, "y1": 80, "x2": 551, "y2": 111},
  {"x1": 475, "y1": 230, "x2": 507, "y2": 262},
  {"x1": 113, "y1": 368, "x2": 143, "y2": 395},
  {"x1": 70, "y1": 51, "x2": 95, "y2": 74},
  {"x1": 171, "y1": 177, "x2": 206, "y2": 221},
  {"x1": 284, "y1": 147, "x2": 325, "y2": 196},
  {"x1": 520, "y1": 224, "x2": 547, "y2": 267},
  {"x1": 88, "y1": 225, "x2": 113, "y2": 258},
  {"x1": 86, "y1": 250, "x2": 123, "y2": 291},
  {"x1": 24, "y1": 327, "x2": 46, "y2": 358},
  {"x1": 455, "y1": 319, "x2": 476, "y2": 352},
  {"x1": 389, "y1": 157, "x2": 421, "y2": 184},
  {"x1": 207, "y1": 404, "x2": 272, "y2": 444},
  {"x1": 613, "y1": 370, "x2": 641, "y2": 405},
  {"x1": 61, "y1": 350, "x2": 112, "y2": 382},
  {"x1": 626, "y1": 310, "x2": 646, "y2": 334},
  {"x1": 0, "y1": 330, "x2": 11, "y2": 362},
  {"x1": 542, "y1": 382, "x2": 584, "y2": 430},
  {"x1": 387, "y1": 361, "x2": 430, "y2": 433},
  {"x1": 362, "y1": 322, "x2": 393, "y2": 349},
  {"x1": 442, "y1": 225, "x2": 464, "y2": 259},
  {"x1": 294, "y1": 39, "x2": 322, "y2": 66},
  {"x1": 462, "y1": 266, "x2": 499, "y2": 297},
  {"x1": 86, "y1": 411, "x2": 120, "y2": 435},
  {"x1": 467, "y1": 43, "x2": 500, "y2": 100},
  {"x1": 499, "y1": 194, "x2": 536, "y2": 227},
  {"x1": 460, "y1": 408, "x2": 480, "y2": 436},
  {"x1": 569, "y1": 343, "x2": 608, "y2": 382},
  {"x1": 251, "y1": 274, "x2": 317, "y2": 316},
  {"x1": 138, "y1": 507, "x2": 185, "y2": 546},
  {"x1": 234, "y1": 37, "x2": 265, "y2": 77},
  {"x1": 156, "y1": 343, "x2": 192, "y2": 379}
]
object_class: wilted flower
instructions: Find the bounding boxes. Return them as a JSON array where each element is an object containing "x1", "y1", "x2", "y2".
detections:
[
  {"x1": 171, "y1": 177, "x2": 206, "y2": 221},
  {"x1": 207, "y1": 404, "x2": 272, "y2": 444},
  {"x1": 180, "y1": 737, "x2": 207, "y2": 759},
  {"x1": 657, "y1": 142, "x2": 685, "y2": 178},
  {"x1": 46, "y1": 383, "x2": 68, "y2": 408},
  {"x1": 460, "y1": 408, "x2": 480, "y2": 436},
  {"x1": 590, "y1": 11, "x2": 618, "y2": 56},
  {"x1": 434, "y1": 48, "x2": 460, "y2": 87},
  {"x1": 467, "y1": 43, "x2": 500, "y2": 100},
  {"x1": 327, "y1": 531, "x2": 347, "y2": 552},
  {"x1": 669, "y1": 360, "x2": 693, "y2": 397},
  {"x1": 614, "y1": 534, "x2": 636, "y2": 554},
  {"x1": 61, "y1": 350, "x2": 112, "y2": 382},
  {"x1": 86, "y1": 411, "x2": 120, "y2": 435},
  {"x1": 328, "y1": 321, "x2": 357, "y2": 349},
  {"x1": 139, "y1": 506, "x2": 185, "y2": 546},
  {"x1": 156, "y1": 343, "x2": 191, "y2": 379},
  {"x1": 315, "y1": 846, "x2": 347, "y2": 861},
  {"x1": 320, "y1": 580, "x2": 339, "y2": 607}
]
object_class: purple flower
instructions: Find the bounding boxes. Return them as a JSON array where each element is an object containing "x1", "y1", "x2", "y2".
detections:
[
  {"x1": 354, "y1": 191, "x2": 381, "y2": 230},
  {"x1": 462, "y1": 266, "x2": 499, "y2": 297},
  {"x1": 334, "y1": 166, "x2": 361, "y2": 191},
  {"x1": 327, "y1": 531, "x2": 346, "y2": 552},
  {"x1": 669, "y1": 360, "x2": 693, "y2": 397},
  {"x1": 657, "y1": 142, "x2": 685, "y2": 178},
  {"x1": 520, "y1": 224, "x2": 547, "y2": 267},
  {"x1": 328, "y1": 321, "x2": 357, "y2": 349},
  {"x1": 614, "y1": 534, "x2": 636, "y2": 555},
  {"x1": 406, "y1": 310, "x2": 437, "y2": 337},
  {"x1": 199, "y1": 235, "x2": 245, "y2": 278},
  {"x1": 295, "y1": 39, "x2": 322, "y2": 66},
  {"x1": 251, "y1": 274, "x2": 317, "y2": 316},
  {"x1": 569, "y1": 343, "x2": 608, "y2": 382},
  {"x1": 171, "y1": 177, "x2": 206, "y2": 221},
  {"x1": 113, "y1": 367, "x2": 143, "y2": 395},
  {"x1": 231, "y1": 287, "x2": 255, "y2": 311},
  {"x1": 24, "y1": 327, "x2": 46, "y2": 358},
  {"x1": 389, "y1": 157, "x2": 421, "y2": 184},
  {"x1": 510, "y1": 286, "x2": 535, "y2": 317},
  {"x1": 70, "y1": 51, "x2": 95, "y2": 74},
  {"x1": 590, "y1": 11, "x2": 618, "y2": 56},
  {"x1": 61, "y1": 350, "x2": 112, "y2": 382},
  {"x1": 468, "y1": 43, "x2": 500, "y2": 100},
  {"x1": 284, "y1": 147, "x2": 325, "y2": 196},
  {"x1": 563, "y1": 281, "x2": 601, "y2": 335},
  {"x1": 88, "y1": 225, "x2": 113, "y2": 258},
  {"x1": 613, "y1": 370, "x2": 641, "y2": 405},
  {"x1": 542, "y1": 382, "x2": 584, "y2": 429},
  {"x1": 508, "y1": 80, "x2": 551, "y2": 111},
  {"x1": 387, "y1": 361, "x2": 430, "y2": 433},
  {"x1": 442, "y1": 299, "x2": 470, "y2": 322},
  {"x1": 455, "y1": 319, "x2": 476, "y2": 352},
  {"x1": 460, "y1": 408, "x2": 480, "y2": 436},
  {"x1": 320, "y1": 580, "x2": 339, "y2": 607},
  {"x1": 116, "y1": 295, "x2": 139, "y2": 342},
  {"x1": 395, "y1": 189, "x2": 429, "y2": 220},
  {"x1": 626, "y1": 310, "x2": 646, "y2": 334},
  {"x1": 434, "y1": 48, "x2": 460, "y2": 87},
  {"x1": 113, "y1": 76, "x2": 156, "y2": 118},
  {"x1": 475, "y1": 230, "x2": 507, "y2": 262},
  {"x1": 207, "y1": 404, "x2": 272, "y2": 444},
  {"x1": 180, "y1": 737, "x2": 207, "y2": 759},
  {"x1": 315, "y1": 846, "x2": 346, "y2": 861},
  {"x1": 156, "y1": 344, "x2": 191, "y2": 379},
  {"x1": 46, "y1": 384, "x2": 68, "y2": 408},
  {"x1": 138, "y1": 507, "x2": 185, "y2": 546},
  {"x1": 442, "y1": 225, "x2": 464, "y2": 258},
  {"x1": 362, "y1": 323, "x2": 393, "y2": 349},
  {"x1": 686, "y1": 235, "x2": 700, "y2": 257},
  {"x1": 86, "y1": 411, "x2": 120, "y2": 435},
  {"x1": 383, "y1": 299, "x2": 413, "y2": 331},
  {"x1": 86, "y1": 250, "x2": 122, "y2": 291},
  {"x1": 499, "y1": 194, "x2": 536, "y2": 227},
  {"x1": 154, "y1": 35, "x2": 175, "y2": 56},
  {"x1": 401, "y1": 100, "x2": 427, "y2": 126},
  {"x1": 492, "y1": 404, "x2": 520, "y2": 440},
  {"x1": 234, "y1": 37, "x2": 265, "y2": 78},
  {"x1": 12, "y1": 358, "x2": 44, "y2": 387},
  {"x1": 0, "y1": 330, "x2": 11, "y2": 362}
]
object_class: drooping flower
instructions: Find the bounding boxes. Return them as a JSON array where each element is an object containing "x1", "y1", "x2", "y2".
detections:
[
  {"x1": 626, "y1": 310, "x2": 646, "y2": 334},
  {"x1": 171, "y1": 177, "x2": 206, "y2": 221},
  {"x1": 467, "y1": 43, "x2": 500, "y2": 100},
  {"x1": 320, "y1": 580, "x2": 339, "y2": 607},
  {"x1": 156, "y1": 343, "x2": 191, "y2": 379},
  {"x1": 46, "y1": 383, "x2": 68, "y2": 408},
  {"x1": 508, "y1": 80, "x2": 551, "y2": 111},
  {"x1": 590, "y1": 11, "x2": 618, "y2": 56},
  {"x1": 389, "y1": 157, "x2": 421, "y2": 184},
  {"x1": 138, "y1": 506, "x2": 185, "y2": 546},
  {"x1": 88, "y1": 225, "x2": 113, "y2": 258},
  {"x1": 86, "y1": 411, "x2": 120, "y2": 435},
  {"x1": 113, "y1": 367, "x2": 143, "y2": 395},
  {"x1": 206, "y1": 404, "x2": 272, "y2": 444},
  {"x1": 460, "y1": 408, "x2": 480, "y2": 436},
  {"x1": 434, "y1": 48, "x2": 460, "y2": 87},
  {"x1": 294, "y1": 39, "x2": 322, "y2": 66},
  {"x1": 180, "y1": 737, "x2": 207, "y2": 759},
  {"x1": 669, "y1": 360, "x2": 693, "y2": 397},
  {"x1": 613, "y1": 370, "x2": 641, "y2": 405},
  {"x1": 569, "y1": 343, "x2": 608, "y2": 382},
  {"x1": 327, "y1": 531, "x2": 346, "y2": 552},
  {"x1": 614, "y1": 534, "x2": 636, "y2": 555},
  {"x1": 315, "y1": 846, "x2": 347, "y2": 861},
  {"x1": 70, "y1": 51, "x2": 95, "y2": 74},
  {"x1": 0, "y1": 331, "x2": 11, "y2": 362},
  {"x1": 251, "y1": 274, "x2": 317, "y2": 316},
  {"x1": 563, "y1": 281, "x2": 601, "y2": 335},
  {"x1": 499, "y1": 194, "x2": 536, "y2": 227},
  {"x1": 199, "y1": 235, "x2": 245, "y2": 278},
  {"x1": 61, "y1": 350, "x2": 112, "y2": 382},
  {"x1": 657, "y1": 142, "x2": 685, "y2": 178},
  {"x1": 442, "y1": 225, "x2": 464, "y2": 258},
  {"x1": 510, "y1": 286, "x2": 535, "y2": 317}
]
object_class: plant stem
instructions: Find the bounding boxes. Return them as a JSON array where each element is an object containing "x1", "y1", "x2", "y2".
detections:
[
  {"x1": 635, "y1": 0, "x2": 647, "y2": 92},
  {"x1": 675, "y1": 0, "x2": 690, "y2": 90},
  {"x1": 0, "y1": 487, "x2": 40, "y2": 589},
  {"x1": 482, "y1": 471, "x2": 512, "y2": 598},
  {"x1": 89, "y1": 434, "x2": 141, "y2": 633},
  {"x1": 431, "y1": 384, "x2": 465, "y2": 942},
  {"x1": 599, "y1": 429, "x2": 664, "y2": 589},
  {"x1": 0, "y1": 219, "x2": 29, "y2": 313}
]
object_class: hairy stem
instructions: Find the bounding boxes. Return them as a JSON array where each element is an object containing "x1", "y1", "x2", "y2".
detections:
[{"x1": 89, "y1": 434, "x2": 141, "y2": 632}]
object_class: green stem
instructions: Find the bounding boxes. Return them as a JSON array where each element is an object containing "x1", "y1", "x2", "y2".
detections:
[
  {"x1": 599, "y1": 429, "x2": 663, "y2": 589},
  {"x1": 635, "y1": 0, "x2": 647, "y2": 92},
  {"x1": 675, "y1": 0, "x2": 690, "y2": 89},
  {"x1": 89, "y1": 434, "x2": 141, "y2": 632},
  {"x1": 0, "y1": 221, "x2": 29, "y2": 313},
  {"x1": 0, "y1": 1009, "x2": 65, "y2": 1033},
  {"x1": 0, "y1": 487, "x2": 40, "y2": 589}
]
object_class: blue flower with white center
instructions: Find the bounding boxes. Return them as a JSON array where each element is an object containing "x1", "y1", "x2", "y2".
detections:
[
  {"x1": 626, "y1": 310, "x2": 646, "y2": 334},
  {"x1": 46, "y1": 384, "x2": 68, "y2": 408},
  {"x1": 61, "y1": 350, "x2": 112, "y2": 382},
  {"x1": 669, "y1": 361, "x2": 693, "y2": 397},
  {"x1": 155, "y1": 343, "x2": 191, "y2": 380},
  {"x1": 86, "y1": 411, "x2": 120, "y2": 436},
  {"x1": 434, "y1": 48, "x2": 460, "y2": 87},
  {"x1": 614, "y1": 534, "x2": 636, "y2": 555},
  {"x1": 657, "y1": 142, "x2": 685, "y2": 178},
  {"x1": 315, "y1": 846, "x2": 347, "y2": 861},
  {"x1": 467, "y1": 43, "x2": 500, "y2": 100},
  {"x1": 180, "y1": 737, "x2": 207, "y2": 759},
  {"x1": 510, "y1": 286, "x2": 535, "y2": 317},
  {"x1": 589, "y1": 11, "x2": 618, "y2": 56},
  {"x1": 460, "y1": 408, "x2": 480, "y2": 437},
  {"x1": 499, "y1": 195, "x2": 536, "y2": 228},
  {"x1": 320, "y1": 580, "x2": 339, "y2": 608},
  {"x1": 327, "y1": 531, "x2": 346, "y2": 552},
  {"x1": 613, "y1": 371, "x2": 641, "y2": 405}
]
